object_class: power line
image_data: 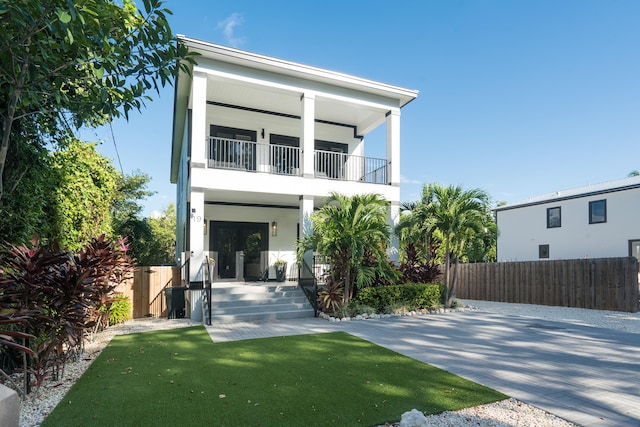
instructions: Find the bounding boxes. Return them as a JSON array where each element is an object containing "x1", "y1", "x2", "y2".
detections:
[{"x1": 109, "y1": 121, "x2": 124, "y2": 175}]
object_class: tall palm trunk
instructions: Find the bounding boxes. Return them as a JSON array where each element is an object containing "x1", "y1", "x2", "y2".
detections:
[
  {"x1": 447, "y1": 254, "x2": 459, "y2": 308},
  {"x1": 344, "y1": 268, "x2": 351, "y2": 305},
  {"x1": 443, "y1": 242, "x2": 451, "y2": 306}
]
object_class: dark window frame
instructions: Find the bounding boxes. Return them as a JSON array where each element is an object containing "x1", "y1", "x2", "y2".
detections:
[
  {"x1": 546, "y1": 206, "x2": 561, "y2": 228},
  {"x1": 589, "y1": 199, "x2": 607, "y2": 224},
  {"x1": 629, "y1": 239, "x2": 640, "y2": 262},
  {"x1": 539, "y1": 244, "x2": 550, "y2": 259}
]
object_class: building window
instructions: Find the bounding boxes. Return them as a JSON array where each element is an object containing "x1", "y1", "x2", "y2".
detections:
[
  {"x1": 589, "y1": 199, "x2": 607, "y2": 224},
  {"x1": 547, "y1": 207, "x2": 561, "y2": 228},
  {"x1": 629, "y1": 240, "x2": 640, "y2": 263},
  {"x1": 539, "y1": 244, "x2": 550, "y2": 259}
]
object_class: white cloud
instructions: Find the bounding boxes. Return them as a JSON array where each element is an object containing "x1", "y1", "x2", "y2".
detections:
[
  {"x1": 217, "y1": 13, "x2": 245, "y2": 47},
  {"x1": 149, "y1": 210, "x2": 162, "y2": 219},
  {"x1": 400, "y1": 175, "x2": 422, "y2": 185}
]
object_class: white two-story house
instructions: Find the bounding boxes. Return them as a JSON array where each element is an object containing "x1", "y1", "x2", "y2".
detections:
[
  {"x1": 171, "y1": 36, "x2": 418, "y2": 321},
  {"x1": 496, "y1": 176, "x2": 640, "y2": 262}
]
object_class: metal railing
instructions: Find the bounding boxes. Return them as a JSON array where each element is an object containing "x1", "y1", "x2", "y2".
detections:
[
  {"x1": 314, "y1": 150, "x2": 387, "y2": 184},
  {"x1": 208, "y1": 137, "x2": 257, "y2": 171},
  {"x1": 202, "y1": 256, "x2": 214, "y2": 325},
  {"x1": 297, "y1": 252, "x2": 332, "y2": 317},
  {"x1": 207, "y1": 137, "x2": 387, "y2": 184},
  {"x1": 269, "y1": 144, "x2": 300, "y2": 176}
]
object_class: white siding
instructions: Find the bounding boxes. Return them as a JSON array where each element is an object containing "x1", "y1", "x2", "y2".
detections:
[{"x1": 497, "y1": 186, "x2": 640, "y2": 261}]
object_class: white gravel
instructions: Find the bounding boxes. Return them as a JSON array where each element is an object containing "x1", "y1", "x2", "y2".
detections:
[{"x1": 15, "y1": 301, "x2": 640, "y2": 426}]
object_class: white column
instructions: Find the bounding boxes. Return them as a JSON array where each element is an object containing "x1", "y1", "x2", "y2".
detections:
[
  {"x1": 388, "y1": 201, "x2": 401, "y2": 264},
  {"x1": 299, "y1": 195, "x2": 315, "y2": 279},
  {"x1": 300, "y1": 93, "x2": 316, "y2": 178},
  {"x1": 386, "y1": 108, "x2": 401, "y2": 186},
  {"x1": 189, "y1": 190, "x2": 205, "y2": 321},
  {"x1": 191, "y1": 71, "x2": 208, "y2": 166}
]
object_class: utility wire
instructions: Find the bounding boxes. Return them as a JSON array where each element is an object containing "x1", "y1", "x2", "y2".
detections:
[{"x1": 109, "y1": 120, "x2": 125, "y2": 175}]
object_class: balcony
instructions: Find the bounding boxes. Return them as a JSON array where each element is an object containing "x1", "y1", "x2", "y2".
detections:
[{"x1": 207, "y1": 137, "x2": 387, "y2": 184}]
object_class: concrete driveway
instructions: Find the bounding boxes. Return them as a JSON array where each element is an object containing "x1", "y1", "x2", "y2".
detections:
[{"x1": 207, "y1": 310, "x2": 640, "y2": 426}]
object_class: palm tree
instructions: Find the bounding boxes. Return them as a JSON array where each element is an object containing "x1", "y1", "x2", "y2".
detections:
[
  {"x1": 414, "y1": 184, "x2": 492, "y2": 307},
  {"x1": 396, "y1": 200, "x2": 434, "y2": 264},
  {"x1": 297, "y1": 192, "x2": 391, "y2": 303}
]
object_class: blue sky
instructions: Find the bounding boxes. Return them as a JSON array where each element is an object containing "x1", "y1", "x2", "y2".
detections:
[{"x1": 86, "y1": 0, "x2": 639, "y2": 216}]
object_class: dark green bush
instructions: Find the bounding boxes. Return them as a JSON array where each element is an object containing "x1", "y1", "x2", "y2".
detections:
[{"x1": 351, "y1": 283, "x2": 444, "y2": 313}]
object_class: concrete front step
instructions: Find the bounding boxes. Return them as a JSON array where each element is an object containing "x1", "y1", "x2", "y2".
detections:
[
  {"x1": 211, "y1": 284, "x2": 300, "y2": 294},
  {"x1": 212, "y1": 302, "x2": 312, "y2": 315},
  {"x1": 211, "y1": 291, "x2": 304, "y2": 302},
  {"x1": 204, "y1": 282, "x2": 315, "y2": 323},
  {"x1": 213, "y1": 296, "x2": 309, "y2": 308},
  {"x1": 211, "y1": 309, "x2": 315, "y2": 323}
]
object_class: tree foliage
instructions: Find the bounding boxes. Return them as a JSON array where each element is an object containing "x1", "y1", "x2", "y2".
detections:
[
  {"x1": 49, "y1": 139, "x2": 119, "y2": 252},
  {"x1": 125, "y1": 203, "x2": 176, "y2": 265},
  {"x1": 0, "y1": 138, "x2": 164, "y2": 258},
  {"x1": 147, "y1": 203, "x2": 176, "y2": 265},
  {"x1": 111, "y1": 171, "x2": 155, "y2": 263},
  {"x1": 0, "y1": 0, "x2": 196, "y2": 198},
  {"x1": 0, "y1": 140, "x2": 54, "y2": 243}
]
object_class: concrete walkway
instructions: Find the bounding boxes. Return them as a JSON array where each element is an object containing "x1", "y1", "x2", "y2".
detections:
[{"x1": 205, "y1": 310, "x2": 640, "y2": 427}]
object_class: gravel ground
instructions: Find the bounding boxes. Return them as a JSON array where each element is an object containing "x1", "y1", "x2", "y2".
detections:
[{"x1": 15, "y1": 301, "x2": 640, "y2": 426}]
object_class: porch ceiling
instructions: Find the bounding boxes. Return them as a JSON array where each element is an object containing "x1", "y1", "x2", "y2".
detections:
[
  {"x1": 202, "y1": 189, "x2": 329, "y2": 209},
  {"x1": 205, "y1": 72, "x2": 392, "y2": 137},
  {"x1": 203, "y1": 189, "x2": 301, "y2": 208}
]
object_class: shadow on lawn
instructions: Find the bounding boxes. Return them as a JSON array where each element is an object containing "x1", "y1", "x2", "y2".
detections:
[{"x1": 42, "y1": 326, "x2": 506, "y2": 427}]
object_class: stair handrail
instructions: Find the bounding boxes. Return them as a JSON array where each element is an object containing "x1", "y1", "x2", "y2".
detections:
[
  {"x1": 298, "y1": 251, "x2": 322, "y2": 317},
  {"x1": 203, "y1": 256, "x2": 215, "y2": 325}
]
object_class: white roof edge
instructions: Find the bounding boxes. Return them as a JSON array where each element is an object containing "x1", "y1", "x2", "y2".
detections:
[
  {"x1": 496, "y1": 175, "x2": 640, "y2": 211},
  {"x1": 177, "y1": 35, "x2": 419, "y2": 104}
]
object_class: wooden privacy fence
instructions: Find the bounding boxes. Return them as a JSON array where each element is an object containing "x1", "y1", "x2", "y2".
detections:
[
  {"x1": 455, "y1": 257, "x2": 639, "y2": 312},
  {"x1": 114, "y1": 266, "x2": 181, "y2": 319}
]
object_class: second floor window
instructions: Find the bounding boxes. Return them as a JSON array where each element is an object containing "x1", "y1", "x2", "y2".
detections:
[
  {"x1": 547, "y1": 206, "x2": 561, "y2": 228},
  {"x1": 589, "y1": 199, "x2": 607, "y2": 224}
]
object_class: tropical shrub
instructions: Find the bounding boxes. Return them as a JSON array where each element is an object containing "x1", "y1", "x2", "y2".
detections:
[
  {"x1": 317, "y1": 277, "x2": 344, "y2": 313},
  {"x1": 345, "y1": 302, "x2": 377, "y2": 317},
  {"x1": 0, "y1": 234, "x2": 133, "y2": 390},
  {"x1": 351, "y1": 283, "x2": 444, "y2": 313},
  {"x1": 360, "y1": 248, "x2": 401, "y2": 288},
  {"x1": 107, "y1": 294, "x2": 132, "y2": 326},
  {"x1": 399, "y1": 243, "x2": 441, "y2": 284}
]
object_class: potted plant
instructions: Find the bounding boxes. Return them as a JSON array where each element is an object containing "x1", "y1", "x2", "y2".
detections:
[{"x1": 274, "y1": 257, "x2": 287, "y2": 282}]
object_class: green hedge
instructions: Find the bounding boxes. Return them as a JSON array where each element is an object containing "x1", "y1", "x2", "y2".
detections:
[{"x1": 351, "y1": 283, "x2": 444, "y2": 313}]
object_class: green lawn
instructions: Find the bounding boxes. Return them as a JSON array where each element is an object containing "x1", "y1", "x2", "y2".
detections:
[{"x1": 43, "y1": 326, "x2": 506, "y2": 426}]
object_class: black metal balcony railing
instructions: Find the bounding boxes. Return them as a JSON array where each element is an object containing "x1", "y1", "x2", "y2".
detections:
[{"x1": 207, "y1": 137, "x2": 387, "y2": 184}]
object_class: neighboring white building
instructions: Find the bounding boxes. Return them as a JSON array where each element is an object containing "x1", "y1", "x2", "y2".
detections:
[
  {"x1": 495, "y1": 176, "x2": 640, "y2": 262},
  {"x1": 170, "y1": 36, "x2": 418, "y2": 320}
]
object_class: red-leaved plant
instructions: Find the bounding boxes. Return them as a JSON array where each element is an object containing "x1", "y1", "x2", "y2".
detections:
[{"x1": 0, "y1": 235, "x2": 134, "y2": 392}]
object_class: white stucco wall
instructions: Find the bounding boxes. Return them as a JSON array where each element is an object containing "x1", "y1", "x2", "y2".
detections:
[{"x1": 497, "y1": 186, "x2": 640, "y2": 261}]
